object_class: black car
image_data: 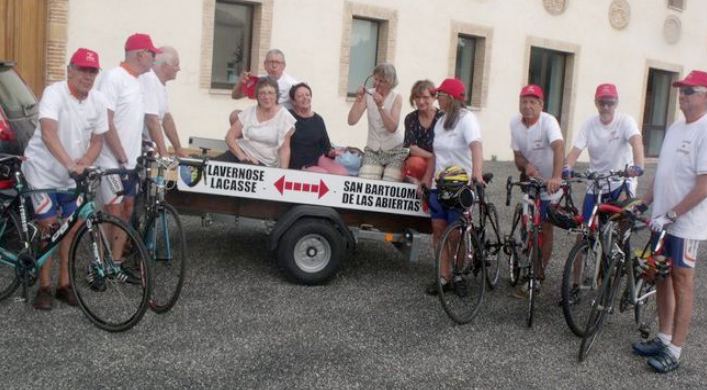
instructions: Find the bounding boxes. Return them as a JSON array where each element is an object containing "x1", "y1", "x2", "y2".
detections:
[{"x1": 0, "y1": 61, "x2": 38, "y2": 155}]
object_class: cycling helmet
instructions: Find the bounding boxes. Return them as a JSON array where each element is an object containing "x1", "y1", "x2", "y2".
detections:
[
  {"x1": 436, "y1": 166, "x2": 474, "y2": 209},
  {"x1": 547, "y1": 190, "x2": 582, "y2": 230}
]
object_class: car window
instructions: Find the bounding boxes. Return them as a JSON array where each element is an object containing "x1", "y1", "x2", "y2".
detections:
[{"x1": 0, "y1": 66, "x2": 37, "y2": 119}]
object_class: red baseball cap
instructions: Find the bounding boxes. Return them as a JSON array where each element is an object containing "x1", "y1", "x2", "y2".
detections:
[
  {"x1": 436, "y1": 78, "x2": 465, "y2": 101},
  {"x1": 125, "y1": 33, "x2": 162, "y2": 54},
  {"x1": 672, "y1": 70, "x2": 707, "y2": 88},
  {"x1": 595, "y1": 83, "x2": 618, "y2": 99},
  {"x1": 242, "y1": 74, "x2": 259, "y2": 99},
  {"x1": 70, "y1": 48, "x2": 100, "y2": 69},
  {"x1": 520, "y1": 84, "x2": 543, "y2": 100}
]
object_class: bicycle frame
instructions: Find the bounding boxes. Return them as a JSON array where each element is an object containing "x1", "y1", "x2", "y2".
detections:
[{"x1": 0, "y1": 170, "x2": 97, "y2": 271}]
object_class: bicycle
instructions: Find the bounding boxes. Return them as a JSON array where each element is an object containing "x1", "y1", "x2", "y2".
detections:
[
  {"x1": 434, "y1": 172, "x2": 499, "y2": 324},
  {"x1": 131, "y1": 146, "x2": 205, "y2": 313},
  {"x1": 0, "y1": 155, "x2": 152, "y2": 332},
  {"x1": 505, "y1": 175, "x2": 565, "y2": 328},
  {"x1": 577, "y1": 206, "x2": 664, "y2": 362},
  {"x1": 560, "y1": 170, "x2": 634, "y2": 337}
]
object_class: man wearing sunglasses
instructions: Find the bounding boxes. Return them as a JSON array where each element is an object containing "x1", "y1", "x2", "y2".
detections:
[
  {"x1": 563, "y1": 83, "x2": 645, "y2": 223},
  {"x1": 21, "y1": 48, "x2": 107, "y2": 310},
  {"x1": 633, "y1": 70, "x2": 707, "y2": 373},
  {"x1": 94, "y1": 33, "x2": 161, "y2": 286}
]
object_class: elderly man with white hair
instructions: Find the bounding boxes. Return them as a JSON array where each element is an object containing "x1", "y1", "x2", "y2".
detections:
[{"x1": 140, "y1": 45, "x2": 187, "y2": 157}]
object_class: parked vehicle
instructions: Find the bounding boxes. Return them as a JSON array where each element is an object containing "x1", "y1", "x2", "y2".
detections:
[{"x1": 0, "y1": 61, "x2": 38, "y2": 155}]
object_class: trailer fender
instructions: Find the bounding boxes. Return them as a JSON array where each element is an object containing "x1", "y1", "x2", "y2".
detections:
[{"x1": 268, "y1": 205, "x2": 355, "y2": 251}]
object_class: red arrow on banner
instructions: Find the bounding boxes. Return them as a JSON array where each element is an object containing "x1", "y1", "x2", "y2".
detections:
[{"x1": 274, "y1": 176, "x2": 329, "y2": 199}]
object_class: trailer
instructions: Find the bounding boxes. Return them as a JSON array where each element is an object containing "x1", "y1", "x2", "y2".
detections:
[{"x1": 166, "y1": 137, "x2": 431, "y2": 285}]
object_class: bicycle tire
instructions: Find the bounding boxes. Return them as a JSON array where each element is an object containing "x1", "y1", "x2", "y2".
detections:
[
  {"x1": 144, "y1": 203, "x2": 187, "y2": 313},
  {"x1": 507, "y1": 205, "x2": 523, "y2": 286},
  {"x1": 436, "y1": 219, "x2": 485, "y2": 324},
  {"x1": 527, "y1": 227, "x2": 541, "y2": 328},
  {"x1": 484, "y1": 203, "x2": 502, "y2": 289},
  {"x1": 578, "y1": 254, "x2": 623, "y2": 362},
  {"x1": 69, "y1": 213, "x2": 152, "y2": 332},
  {"x1": 561, "y1": 238, "x2": 602, "y2": 337},
  {"x1": 0, "y1": 210, "x2": 22, "y2": 301}
]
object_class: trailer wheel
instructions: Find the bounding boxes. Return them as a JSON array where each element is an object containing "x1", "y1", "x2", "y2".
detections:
[{"x1": 277, "y1": 218, "x2": 344, "y2": 285}]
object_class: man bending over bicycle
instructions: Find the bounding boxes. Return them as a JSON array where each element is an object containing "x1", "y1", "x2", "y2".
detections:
[
  {"x1": 509, "y1": 85, "x2": 564, "y2": 298},
  {"x1": 632, "y1": 70, "x2": 707, "y2": 374},
  {"x1": 21, "y1": 49, "x2": 107, "y2": 310}
]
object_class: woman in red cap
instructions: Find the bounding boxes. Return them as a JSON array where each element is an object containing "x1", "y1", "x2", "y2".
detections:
[{"x1": 422, "y1": 78, "x2": 485, "y2": 295}]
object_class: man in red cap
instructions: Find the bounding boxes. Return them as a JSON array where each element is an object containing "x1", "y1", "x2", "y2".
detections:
[
  {"x1": 21, "y1": 48, "x2": 108, "y2": 309},
  {"x1": 564, "y1": 83, "x2": 644, "y2": 244},
  {"x1": 632, "y1": 70, "x2": 707, "y2": 373},
  {"x1": 509, "y1": 84, "x2": 564, "y2": 299},
  {"x1": 94, "y1": 33, "x2": 160, "y2": 285},
  {"x1": 140, "y1": 45, "x2": 187, "y2": 157}
]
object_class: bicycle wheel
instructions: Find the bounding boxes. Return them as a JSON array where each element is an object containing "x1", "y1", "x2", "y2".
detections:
[
  {"x1": 506, "y1": 205, "x2": 523, "y2": 286},
  {"x1": 578, "y1": 255, "x2": 623, "y2": 362},
  {"x1": 527, "y1": 227, "x2": 541, "y2": 328},
  {"x1": 144, "y1": 203, "x2": 186, "y2": 313},
  {"x1": 69, "y1": 213, "x2": 152, "y2": 332},
  {"x1": 483, "y1": 203, "x2": 502, "y2": 289},
  {"x1": 436, "y1": 219, "x2": 485, "y2": 324},
  {"x1": 0, "y1": 210, "x2": 22, "y2": 301},
  {"x1": 561, "y1": 237, "x2": 602, "y2": 337}
]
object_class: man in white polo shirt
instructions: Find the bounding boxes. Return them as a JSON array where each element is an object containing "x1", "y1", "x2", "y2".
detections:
[
  {"x1": 565, "y1": 83, "x2": 645, "y2": 225},
  {"x1": 140, "y1": 45, "x2": 187, "y2": 157},
  {"x1": 510, "y1": 84, "x2": 564, "y2": 298},
  {"x1": 229, "y1": 49, "x2": 298, "y2": 125},
  {"x1": 22, "y1": 48, "x2": 107, "y2": 310},
  {"x1": 96, "y1": 33, "x2": 160, "y2": 282},
  {"x1": 632, "y1": 70, "x2": 707, "y2": 374}
]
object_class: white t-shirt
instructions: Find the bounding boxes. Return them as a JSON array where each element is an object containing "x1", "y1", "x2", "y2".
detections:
[
  {"x1": 365, "y1": 89, "x2": 403, "y2": 151},
  {"x1": 432, "y1": 110, "x2": 482, "y2": 189},
  {"x1": 139, "y1": 69, "x2": 169, "y2": 141},
  {"x1": 95, "y1": 65, "x2": 145, "y2": 169},
  {"x1": 236, "y1": 105, "x2": 296, "y2": 167},
  {"x1": 510, "y1": 112, "x2": 563, "y2": 200},
  {"x1": 652, "y1": 113, "x2": 707, "y2": 240},
  {"x1": 573, "y1": 113, "x2": 641, "y2": 193},
  {"x1": 275, "y1": 72, "x2": 298, "y2": 110},
  {"x1": 22, "y1": 81, "x2": 109, "y2": 190}
]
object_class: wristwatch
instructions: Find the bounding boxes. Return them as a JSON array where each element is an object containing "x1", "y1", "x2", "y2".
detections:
[{"x1": 667, "y1": 210, "x2": 678, "y2": 222}]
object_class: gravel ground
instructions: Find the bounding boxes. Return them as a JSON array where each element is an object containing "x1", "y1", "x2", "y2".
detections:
[{"x1": 1, "y1": 161, "x2": 706, "y2": 389}]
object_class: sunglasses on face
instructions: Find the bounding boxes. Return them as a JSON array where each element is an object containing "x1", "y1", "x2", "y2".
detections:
[
  {"x1": 680, "y1": 86, "x2": 706, "y2": 96},
  {"x1": 597, "y1": 100, "x2": 617, "y2": 107}
]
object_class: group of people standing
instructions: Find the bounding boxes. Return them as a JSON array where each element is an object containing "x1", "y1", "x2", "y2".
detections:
[
  {"x1": 22, "y1": 33, "x2": 186, "y2": 311},
  {"x1": 19, "y1": 35, "x2": 707, "y2": 374}
]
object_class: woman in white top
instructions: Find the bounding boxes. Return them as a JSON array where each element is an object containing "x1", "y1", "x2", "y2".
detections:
[
  {"x1": 347, "y1": 63, "x2": 406, "y2": 181},
  {"x1": 421, "y1": 78, "x2": 484, "y2": 295},
  {"x1": 216, "y1": 77, "x2": 296, "y2": 168}
]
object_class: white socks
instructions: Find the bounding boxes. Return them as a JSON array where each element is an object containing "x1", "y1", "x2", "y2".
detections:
[{"x1": 657, "y1": 332, "x2": 682, "y2": 360}]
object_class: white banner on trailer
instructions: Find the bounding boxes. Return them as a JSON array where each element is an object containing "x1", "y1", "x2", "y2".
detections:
[{"x1": 177, "y1": 160, "x2": 429, "y2": 217}]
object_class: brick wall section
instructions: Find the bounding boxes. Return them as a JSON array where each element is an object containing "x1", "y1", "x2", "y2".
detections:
[
  {"x1": 200, "y1": 0, "x2": 273, "y2": 90},
  {"x1": 46, "y1": 0, "x2": 69, "y2": 84},
  {"x1": 338, "y1": 2, "x2": 398, "y2": 97}
]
